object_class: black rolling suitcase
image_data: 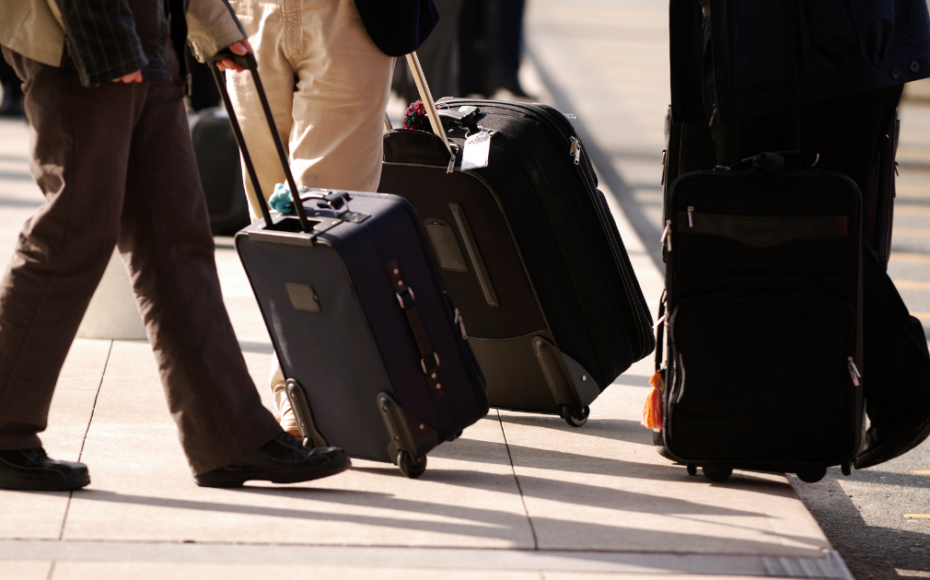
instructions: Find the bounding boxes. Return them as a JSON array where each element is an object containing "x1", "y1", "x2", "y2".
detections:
[
  {"x1": 654, "y1": 0, "x2": 865, "y2": 482},
  {"x1": 208, "y1": 51, "x2": 489, "y2": 478},
  {"x1": 188, "y1": 107, "x2": 252, "y2": 235},
  {"x1": 379, "y1": 55, "x2": 655, "y2": 426}
]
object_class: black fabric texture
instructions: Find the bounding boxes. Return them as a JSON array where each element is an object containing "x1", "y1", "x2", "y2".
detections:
[
  {"x1": 861, "y1": 241, "x2": 930, "y2": 429},
  {"x1": 664, "y1": 168, "x2": 862, "y2": 466},
  {"x1": 353, "y1": 0, "x2": 440, "y2": 57},
  {"x1": 669, "y1": 0, "x2": 930, "y2": 121}
]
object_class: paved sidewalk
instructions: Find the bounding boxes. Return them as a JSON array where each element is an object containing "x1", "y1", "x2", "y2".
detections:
[{"x1": 0, "y1": 6, "x2": 857, "y2": 578}]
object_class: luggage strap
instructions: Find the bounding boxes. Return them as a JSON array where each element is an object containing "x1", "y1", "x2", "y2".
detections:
[{"x1": 387, "y1": 259, "x2": 446, "y2": 401}]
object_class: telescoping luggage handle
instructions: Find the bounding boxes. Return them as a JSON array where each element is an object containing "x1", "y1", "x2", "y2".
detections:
[
  {"x1": 207, "y1": 49, "x2": 314, "y2": 233},
  {"x1": 402, "y1": 52, "x2": 456, "y2": 170}
]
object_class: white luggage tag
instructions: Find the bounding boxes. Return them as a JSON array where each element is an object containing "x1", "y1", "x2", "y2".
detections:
[{"x1": 461, "y1": 129, "x2": 492, "y2": 171}]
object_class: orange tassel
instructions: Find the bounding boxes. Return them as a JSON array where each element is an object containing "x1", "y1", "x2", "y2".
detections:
[{"x1": 641, "y1": 371, "x2": 665, "y2": 429}]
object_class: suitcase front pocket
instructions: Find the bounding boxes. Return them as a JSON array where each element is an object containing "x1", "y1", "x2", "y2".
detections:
[
  {"x1": 673, "y1": 211, "x2": 851, "y2": 276},
  {"x1": 666, "y1": 293, "x2": 857, "y2": 462}
]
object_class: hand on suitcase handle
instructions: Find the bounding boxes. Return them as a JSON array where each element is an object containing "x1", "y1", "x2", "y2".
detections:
[{"x1": 212, "y1": 41, "x2": 255, "y2": 72}]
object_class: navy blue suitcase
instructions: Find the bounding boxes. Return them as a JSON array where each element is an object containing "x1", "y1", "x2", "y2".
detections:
[{"x1": 210, "y1": 51, "x2": 488, "y2": 478}]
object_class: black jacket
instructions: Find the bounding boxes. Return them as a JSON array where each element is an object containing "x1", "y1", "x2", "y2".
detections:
[
  {"x1": 354, "y1": 0, "x2": 440, "y2": 57},
  {"x1": 670, "y1": 0, "x2": 930, "y2": 123}
]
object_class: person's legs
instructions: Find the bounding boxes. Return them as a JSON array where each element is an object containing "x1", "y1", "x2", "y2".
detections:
[
  {"x1": 227, "y1": 0, "x2": 296, "y2": 218},
  {"x1": 118, "y1": 70, "x2": 282, "y2": 475},
  {"x1": 241, "y1": 0, "x2": 393, "y2": 434},
  {"x1": 288, "y1": 0, "x2": 394, "y2": 193},
  {"x1": 0, "y1": 49, "x2": 136, "y2": 452}
]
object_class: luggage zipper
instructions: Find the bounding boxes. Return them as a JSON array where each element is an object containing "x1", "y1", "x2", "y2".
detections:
[
  {"x1": 661, "y1": 220, "x2": 672, "y2": 252},
  {"x1": 569, "y1": 137, "x2": 582, "y2": 165},
  {"x1": 687, "y1": 206, "x2": 695, "y2": 228},
  {"x1": 444, "y1": 99, "x2": 654, "y2": 354},
  {"x1": 847, "y1": 357, "x2": 861, "y2": 387}
]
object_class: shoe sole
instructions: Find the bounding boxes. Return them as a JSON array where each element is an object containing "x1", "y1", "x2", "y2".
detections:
[
  {"x1": 194, "y1": 456, "x2": 352, "y2": 488},
  {"x1": 855, "y1": 410, "x2": 930, "y2": 469},
  {"x1": 0, "y1": 472, "x2": 90, "y2": 492}
]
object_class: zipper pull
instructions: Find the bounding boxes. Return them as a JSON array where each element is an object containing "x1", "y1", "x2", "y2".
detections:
[
  {"x1": 661, "y1": 220, "x2": 672, "y2": 252},
  {"x1": 687, "y1": 206, "x2": 695, "y2": 228},
  {"x1": 848, "y1": 357, "x2": 861, "y2": 387},
  {"x1": 447, "y1": 153, "x2": 456, "y2": 174},
  {"x1": 708, "y1": 103, "x2": 719, "y2": 128},
  {"x1": 569, "y1": 137, "x2": 582, "y2": 165}
]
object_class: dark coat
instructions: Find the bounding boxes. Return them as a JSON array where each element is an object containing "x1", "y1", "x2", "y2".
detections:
[
  {"x1": 355, "y1": 0, "x2": 440, "y2": 57},
  {"x1": 670, "y1": 0, "x2": 930, "y2": 123}
]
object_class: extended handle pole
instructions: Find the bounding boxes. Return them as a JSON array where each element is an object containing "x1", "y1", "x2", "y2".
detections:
[
  {"x1": 405, "y1": 52, "x2": 454, "y2": 159},
  {"x1": 209, "y1": 50, "x2": 311, "y2": 232}
]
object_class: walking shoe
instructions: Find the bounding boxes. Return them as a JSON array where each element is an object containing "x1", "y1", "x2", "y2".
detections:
[
  {"x1": 855, "y1": 404, "x2": 930, "y2": 469},
  {"x1": 194, "y1": 432, "x2": 350, "y2": 488},
  {"x1": 0, "y1": 448, "x2": 90, "y2": 491}
]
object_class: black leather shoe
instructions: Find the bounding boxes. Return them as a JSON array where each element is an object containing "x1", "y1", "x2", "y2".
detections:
[
  {"x1": 194, "y1": 433, "x2": 351, "y2": 488},
  {"x1": 855, "y1": 404, "x2": 930, "y2": 469},
  {"x1": 0, "y1": 448, "x2": 90, "y2": 491}
]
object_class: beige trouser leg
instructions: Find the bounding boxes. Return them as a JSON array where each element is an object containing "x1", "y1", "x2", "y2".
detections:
[
  {"x1": 228, "y1": 0, "x2": 394, "y2": 215},
  {"x1": 227, "y1": 0, "x2": 394, "y2": 427}
]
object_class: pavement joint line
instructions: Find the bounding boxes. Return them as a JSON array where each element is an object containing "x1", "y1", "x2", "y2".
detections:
[
  {"x1": 496, "y1": 408, "x2": 539, "y2": 551},
  {"x1": 58, "y1": 339, "x2": 113, "y2": 542},
  {"x1": 0, "y1": 540, "x2": 853, "y2": 577}
]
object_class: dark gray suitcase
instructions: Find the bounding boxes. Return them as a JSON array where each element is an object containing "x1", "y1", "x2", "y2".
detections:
[
  {"x1": 209, "y1": 51, "x2": 488, "y2": 478},
  {"x1": 379, "y1": 56, "x2": 655, "y2": 427},
  {"x1": 188, "y1": 107, "x2": 251, "y2": 235}
]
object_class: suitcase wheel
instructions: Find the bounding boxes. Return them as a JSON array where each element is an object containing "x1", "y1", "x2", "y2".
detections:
[
  {"x1": 795, "y1": 466, "x2": 827, "y2": 483},
  {"x1": 397, "y1": 450, "x2": 427, "y2": 479},
  {"x1": 841, "y1": 462, "x2": 852, "y2": 476},
  {"x1": 564, "y1": 406, "x2": 591, "y2": 428},
  {"x1": 702, "y1": 464, "x2": 733, "y2": 482},
  {"x1": 686, "y1": 463, "x2": 698, "y2": 476}
]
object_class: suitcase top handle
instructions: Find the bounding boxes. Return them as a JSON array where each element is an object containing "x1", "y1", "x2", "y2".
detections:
[{"x1": 208, "y1": 49, "x2": 315, "y2": 234}]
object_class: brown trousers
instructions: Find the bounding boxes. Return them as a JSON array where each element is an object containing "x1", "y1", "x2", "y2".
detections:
[{"x1": 0, "y1": 48, "x2": 281, "y2": 474}]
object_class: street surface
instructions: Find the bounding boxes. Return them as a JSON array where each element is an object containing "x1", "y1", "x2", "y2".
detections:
[{"x1": 524, "y1": 1, "x2": 930, "y2": 578}]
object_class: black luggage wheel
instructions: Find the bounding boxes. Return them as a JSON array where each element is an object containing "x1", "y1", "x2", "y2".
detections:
[
  {"x1": 841, "y1": 462, "x2": 852, "y2": 476},
  {"x1": 564, "y1": 406, "x2": 590, "y2": 427},
  {"x1": 397, "y1": 450, "x2": 427, "y2": 478},
  {"x1": 795, "y1": 466, "x2": 827, "y2": 483},
  {"x1": 686, "y1": 463, "x2": 698, "y2": 476},
  {"x1": 702, "y1": 464, "x2": 733, "y2": 482}
]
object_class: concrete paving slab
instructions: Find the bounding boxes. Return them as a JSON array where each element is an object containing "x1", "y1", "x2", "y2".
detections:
[
  {"x1": 0, "y1": 560, "x2": 50, "y2": 580},
  {"x1": 501, "y1": 370, "x2": 830, "y2": 556},
  {"x1": 51, "y1": 562, "x2": 541, "y2": 580},
  {"x1": 0, "y1": 540, "x2": 852, "y2": 578},
  {"x1": 60, "y1": 337, "x2": 532, "y2": 547},
  {"x1": 0, "y1": 338, "x2": 110, "y2": 540}
]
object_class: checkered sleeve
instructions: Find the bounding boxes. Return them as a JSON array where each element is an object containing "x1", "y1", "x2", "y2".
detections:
[{"x1": 54, "y1": 0, "x2": 148, "y2": 86}]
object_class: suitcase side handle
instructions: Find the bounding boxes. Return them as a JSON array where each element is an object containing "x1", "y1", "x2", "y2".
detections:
[{"x1": 208, "y1": 49, "x2": 314, "y2": 234}]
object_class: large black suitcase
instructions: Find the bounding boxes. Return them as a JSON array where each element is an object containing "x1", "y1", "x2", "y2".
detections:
[
  {"x1": 655, "y1": 0, "x2": 865, "y2": 482},
  {"x1": 379, "y1": 56, "x2": 654, "y2": 427},
  {"x1": 209, "y1": 51, "x2": 489, "y2": 478},
  {"x1": 658, "y1": 160, "x2": 865, "y2": 482}
]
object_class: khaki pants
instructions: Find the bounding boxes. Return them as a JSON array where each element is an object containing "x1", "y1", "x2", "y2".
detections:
[
  {"x1": 227, "y1": 0, "x2": 394, "y2": 418},
  {"x1": 227, "y1": 0, "x2": 394, "y2": 216}
]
